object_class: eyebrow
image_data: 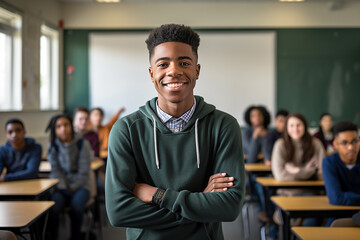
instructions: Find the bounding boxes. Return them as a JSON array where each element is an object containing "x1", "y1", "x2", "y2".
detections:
[{"x1": 154, "y1": 56, "x2": 193, "y2": 63}]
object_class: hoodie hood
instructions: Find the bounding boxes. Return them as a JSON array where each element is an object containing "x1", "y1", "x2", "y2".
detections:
[
  {"x1": 138, "y1": 95, "x2": 216, "y2": 169},
  {"x1": 139, "y1": 95, "x2": 216, "y2": 133}
]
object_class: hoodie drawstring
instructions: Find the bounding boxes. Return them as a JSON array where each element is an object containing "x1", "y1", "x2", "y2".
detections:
[
  {"x1": 152, "y1": 115, "x2": 160, "y2": 169},
  {"x1": 195, "y1": 118, "x2": 200, "y2": 168},
  {"x1": 152, "y1": 116, "x2": 200, "y2": 169}
]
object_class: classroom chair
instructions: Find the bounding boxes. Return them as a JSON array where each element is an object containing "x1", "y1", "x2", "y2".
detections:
[
  {"x1": 0, "y1": 230, "x2": 17, "y2": 240},
  {"x1": 330, "y1": 218, "x2": 358, "y2": 227}
]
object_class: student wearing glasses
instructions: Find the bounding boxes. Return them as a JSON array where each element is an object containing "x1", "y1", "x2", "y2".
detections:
[{"x1": 322, "y1": 121, "x2": 360, "y2": 225}]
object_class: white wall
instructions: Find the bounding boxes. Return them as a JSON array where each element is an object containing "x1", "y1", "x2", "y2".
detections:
[
  {"x1": 62, "y1": 2, "x2": 360, "y2": 29},
  {"x1": 89, "y1": 31, "x2": 275, "y2": 126},
  {"x1": 0, "y1": 0, "x2": 63, "y2": 148}
]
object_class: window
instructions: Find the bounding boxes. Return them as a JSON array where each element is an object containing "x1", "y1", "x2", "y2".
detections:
[
  {"x1": 0, "y1": 6, "x2": 22, "y2": 111},
  {"x1": 40, "y1": 24, "x2": 59, "y2": 110}
]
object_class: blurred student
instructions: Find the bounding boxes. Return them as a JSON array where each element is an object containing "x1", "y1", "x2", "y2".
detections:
[
  {"x1": 264, "y1": 109, "x2": 289, "y2": 166},
  {"x1": 0, "y1": 119, "x2": 41, "y2": 182},
  {"x1": 242, "y1": 105, "x2": 271, "y2": 163},
  {"x1": 46, "y1": 114, "x2": 92, "y2": 240},
  {"x1": 73, "y1": 106, "x2": 100, "y2": 157},
  {"x1": 272, "y1": 113, "x2": 325, "y2": 226},
  {"x1": 313, "y1": 113, "x2": 334, "y2": 153},
  {"x1": 89, "y1": 107, "x2": 125, "y2": 158},
  {"x1": 322, "y1": 121, "x2": 360, "y2": 225}
]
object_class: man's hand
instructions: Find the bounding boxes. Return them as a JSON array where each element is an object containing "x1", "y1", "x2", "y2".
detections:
[
  {"x1": 133, "y1": 183, "x2": 158, "y2": 203},
  {"x1": 0, "y1": 176, "x2": 5, "y2": 182},
  {"x1": 203, "y1": 173, "x2": 234, "y2": 193}
]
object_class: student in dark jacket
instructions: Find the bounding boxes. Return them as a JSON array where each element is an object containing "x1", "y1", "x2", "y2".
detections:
[
  {"x1": 46, "y1": 114, "x2": 92, "y2": 240},
  {"x1": 322, "y1": 121, "x2": 360, "y2": 225},
  {"x1": 73, "y1": 106, "x2": 100, "y2": 157},
  {"x1": 264, "y1": 109, "x2": 288, "y2": 166},
  {"x1": 0, "y1": 119, "x2": 41, "y2": 182},
  {"x1": 313, "y1": 113, "x2": 334, "y2": 154},
  {"x1": 242, "y1": 105, "x2": 271, "y2": 163}
]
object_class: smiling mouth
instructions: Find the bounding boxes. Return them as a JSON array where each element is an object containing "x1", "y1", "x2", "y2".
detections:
[{"x1": 164, "y1": 82, "x2": 185, "y2": 88}]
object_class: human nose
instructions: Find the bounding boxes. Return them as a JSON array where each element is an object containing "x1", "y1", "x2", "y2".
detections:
[{"x1": 166, "y1": 63, "x2": 182, "y2": 77}]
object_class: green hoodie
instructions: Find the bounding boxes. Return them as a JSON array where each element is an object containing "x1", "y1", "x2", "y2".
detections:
[{"x1": 105, "y1": 96, "x2": 245, "y2": 240}]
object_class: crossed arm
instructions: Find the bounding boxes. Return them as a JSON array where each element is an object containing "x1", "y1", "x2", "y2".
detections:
[{"x1": 133, "y1": 173, "x2": 235, "y2": 203}]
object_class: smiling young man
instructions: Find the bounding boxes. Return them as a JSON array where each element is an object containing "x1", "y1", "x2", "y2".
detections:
[
  {"x1": 105, "y1": 24, "x2": 245, "y2": 240},
  {"x1": 0, "y1": 119, "x2": 42, "y2": 182},
  {"x1": 322, "y1": 121, "x2": 360, "y2": 206}
]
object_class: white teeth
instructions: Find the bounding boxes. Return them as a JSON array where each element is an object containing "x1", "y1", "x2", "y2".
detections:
[{"x1": 167, "y1": 83, "x2": 184, "y2": 88}]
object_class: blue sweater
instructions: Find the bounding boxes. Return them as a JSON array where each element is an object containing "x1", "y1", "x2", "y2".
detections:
[
  {"x1": 322, "y1": 152, "x2": 360, "y2": 205},
  {"x1": 0, "y1": 138, "x2": 42, "y2": 181},
  {"x1": 242, "y1": 127, "x2": 266, "y2": 163}
]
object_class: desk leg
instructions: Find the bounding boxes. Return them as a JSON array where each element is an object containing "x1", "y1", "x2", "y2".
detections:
[{"x1": 279, "y1": 209, "x2": 290, "y2": 240}]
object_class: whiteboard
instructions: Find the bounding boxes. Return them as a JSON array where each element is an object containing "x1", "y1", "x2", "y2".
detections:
[{"x1": 89, "y1": 31, "x2": 275, "y2": 126}]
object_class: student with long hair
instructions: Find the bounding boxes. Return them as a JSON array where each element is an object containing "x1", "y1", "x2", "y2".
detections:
[
  {"x1": 313, "y1": 113, "x2": 334, "y2": 153},
  {"x1": 272, "y1": 113, "x2": 325, "y2": 226},
  {"x1": 46, "y1": 114, "x2": 92, "y2": 240},
  {"x1": 272, "y1": 113, "x2": 325, "y2": 181}
]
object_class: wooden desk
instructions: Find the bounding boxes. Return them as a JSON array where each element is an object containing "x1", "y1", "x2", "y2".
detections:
[
  {"x1": 271, "y1": 196, "x2": 360, "y2": 240},
  {"x1": 39, "y1": 158, "x2": 105, "y2": 173},
  {"x1": 0, "y1": 201, "x2": 54, "y2": 240},
  {"x1": 244, "y1": 163, "x2": 272, "y2": 174},
  {"x1": 0, "y1": 179, "x2": 58, "y2": 200},
  {"x1": 292, "y1": 227, "x2": 360, "y2": 240},
  {"x1": 256, "y1": 177, "x2": 324, "y2": 188}
]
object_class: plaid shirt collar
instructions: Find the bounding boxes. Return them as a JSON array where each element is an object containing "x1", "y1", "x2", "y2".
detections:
[{"x1": 156, "y1": 98, "x2": 196, "y2": 129}]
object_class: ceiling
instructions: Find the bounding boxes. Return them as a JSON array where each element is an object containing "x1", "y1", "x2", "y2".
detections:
[{"x1": 59, "y1": 0, "x2": 360, "y2": 3}]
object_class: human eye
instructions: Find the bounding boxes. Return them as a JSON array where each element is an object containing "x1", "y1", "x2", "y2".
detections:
[
  {"x1": 180, "y1": 61, "x2": 191, "y2": 67},
  {"x1": 157, "y1": 62, "x2": 168, "y2": 68}
]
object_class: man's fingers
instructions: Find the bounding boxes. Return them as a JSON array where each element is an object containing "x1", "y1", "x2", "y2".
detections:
[
  {"x1": 208, "y1": 173, "x2": 226, "y2": 182},
  {"x1": 210, "y1": 176, "x2": 234, "y2": 184},
  {"x1": 211, "y1": 188, "x2": 228, "y2": 192}
]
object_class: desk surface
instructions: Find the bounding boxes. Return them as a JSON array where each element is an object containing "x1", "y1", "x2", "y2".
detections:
[
  {"x1": 39, "y1": 158, "x2": 105, "y2": 173},
  {"x1": 271, "y1": 196, "x2": 360, "y2": 211},
  {"x1": 245, "y1": 163, "x2": 271, "y2": 172},
  {"x1": 256, "y1": 177, "x2": 324, "y2": 187},
  {"x1": 0, "y1": 178, "x2": 58, "y2": 197},
  {"x1": 292, "y1": 227, "x2": 360, "y2": 240},
  {"x1": 0, "y1": 201, "x2": 54, "y2": 228}
]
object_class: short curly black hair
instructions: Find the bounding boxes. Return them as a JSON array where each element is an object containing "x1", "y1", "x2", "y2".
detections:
[
  {"x1": 333, "y1": 121, "x2": 358, "y2": 138},
  {"x1": 145, "y1": 24, "x2": 200, "y2": 60},
  {"x1": 244, "y1": 105, "x2": 271, "y2": 128}
]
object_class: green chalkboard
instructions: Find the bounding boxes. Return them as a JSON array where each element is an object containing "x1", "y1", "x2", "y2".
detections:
[
  {"x1": 63, "y1": 28, "x2": 360, "y2": 126},
  {"x1": 64, "y1": 30, "x2": 90, "y2": 115},
  {"x1": 277, "y1": 29, "x2": 360, "y2": 127}
]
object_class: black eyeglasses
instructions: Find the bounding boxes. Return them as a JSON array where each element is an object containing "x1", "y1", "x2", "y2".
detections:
[{"x1": 338, "y1": 138, "x2": 360, "y2": 147}]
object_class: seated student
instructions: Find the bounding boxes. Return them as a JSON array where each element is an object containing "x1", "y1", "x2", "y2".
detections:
[
  {"x1": 46, "y1": 114, "x2": 92, "y2": 240},
  {"x1": 322, "y1": 121, "x2": 360, "y2": 225},
  {"x1": 272, "y1": 113, "x2": 325, "y2": 226},
  {"x1": 264, "y1": 109, "x2": 289, "y2": 166},
  {"x1": 73, "y1": 106, "x2": 100, "y2": 157},
  {"x1": 89, "y1": 107, "x2": 124, "y2": 159},
  {"x1": 242, "y1": 105, "x2": 270, "y2": 163},
  {"x1": 313, "y1": 113, "x2": 334, "y2": 153},
  {"x1": 0, "y1": 119, "x2": 42, "y2": 182}
]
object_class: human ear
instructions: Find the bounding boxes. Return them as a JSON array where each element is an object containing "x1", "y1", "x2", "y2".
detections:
[
  {"x1": 196, "y1": 64, "x2": 201, "y2": 79},
  {"x1": 148, "y1": 67, "x2": 154, "y2": 82}
]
